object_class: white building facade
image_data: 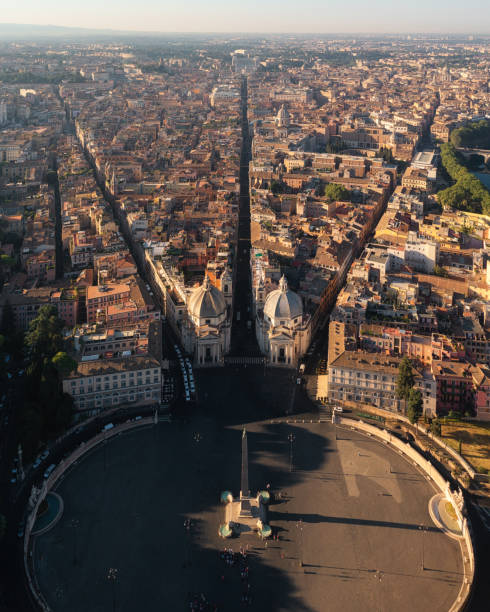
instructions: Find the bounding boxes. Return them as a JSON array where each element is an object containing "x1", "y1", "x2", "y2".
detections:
[
  {"x1": 182, "y1": 275, "x2": 231, "y2": 367},
  {"x1": 256, "y1": 276, "x2": 311, "y2": 368}
]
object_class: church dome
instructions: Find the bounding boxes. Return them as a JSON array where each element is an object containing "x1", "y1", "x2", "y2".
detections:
[
  {"x1": 276, "y1": 104, "x2": 290, "y2": 127},
  {"x1": 263, "y1": 276, "x2": 303, "y2": 323},
  {"x1": 188, "y1": 275, "x2": 226, "y2": 321}
]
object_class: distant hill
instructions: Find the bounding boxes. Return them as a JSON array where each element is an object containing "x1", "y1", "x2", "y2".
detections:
[
  {"x1": 0, "y1": 23, "x2": 183, "y2": 40},
  {"x1": 0, "y1": 23, "x2": 241, "y2": 41}
]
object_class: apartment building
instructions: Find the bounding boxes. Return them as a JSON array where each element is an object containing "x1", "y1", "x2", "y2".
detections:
[
  {"x1": 328, "y1": 351, "x2": 405, "y2": 412},
  {"x1": 62, "y1": 355, "x2": 161, "y2": 412},
  {"x1": 86, "y1": 283, "x2": 131, "y2": 324}
]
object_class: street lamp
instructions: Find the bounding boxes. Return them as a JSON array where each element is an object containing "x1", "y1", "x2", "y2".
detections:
[
  {"x1": 107, "y1": 567, "x2": 118, "y2": 612},
  {"x1": 296, "y1": 519, "x2": 303, "y2": 567},
  {"x1": 288, "y1": 433, "x2": 296, "y2": 473},
  {"x1": 71, "y1": 518, "x2": 80, "y2": 566}
]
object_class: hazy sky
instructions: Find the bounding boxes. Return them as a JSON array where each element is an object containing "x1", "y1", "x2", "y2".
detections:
[{"x1": 2, "y1": 0, "x2": 490, "y2": 34}]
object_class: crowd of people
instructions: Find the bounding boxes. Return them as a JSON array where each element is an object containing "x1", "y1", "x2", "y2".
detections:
[{"x1": 220, "y1": 547, "x2": 253, "y2": 607}]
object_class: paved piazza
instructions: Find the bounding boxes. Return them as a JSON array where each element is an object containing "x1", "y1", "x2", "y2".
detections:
[{"x1": 34, "y1": 370, "x2": 463, "y2": 612}]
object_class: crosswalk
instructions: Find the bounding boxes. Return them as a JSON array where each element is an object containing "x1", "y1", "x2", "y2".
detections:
[
  {"x1": 318, "y1": 404, "x2": 333, "y2": 421},
  {"x1": 225, "y1": 356, "x2": 266, "y2": 365}
]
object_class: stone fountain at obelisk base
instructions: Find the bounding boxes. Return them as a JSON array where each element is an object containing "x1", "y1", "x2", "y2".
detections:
[{"x1": 219, "y1": 429, "x2": 271, "y2": 539}]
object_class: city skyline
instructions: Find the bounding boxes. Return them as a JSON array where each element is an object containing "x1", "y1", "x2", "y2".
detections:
[
  {"x1": 1, "y1": 0, "x2": 490, "y2": 35},
  {"x1": 0, "y1": 22, "x2": 489, "y2": 612}
]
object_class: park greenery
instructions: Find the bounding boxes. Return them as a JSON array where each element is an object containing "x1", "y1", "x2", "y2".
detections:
[
  {"x1": 450, "y1": 119, "x2": 490, "y2": 149},
  {"x1": 324, "y1": 183, "x2": 350, "y2": 202},
  {"x1": 6, "y1": 305, "x2": 75, "y2": 459},
  {"x1": 437, "y1": 143, "x2": 490, "y2": 214}
]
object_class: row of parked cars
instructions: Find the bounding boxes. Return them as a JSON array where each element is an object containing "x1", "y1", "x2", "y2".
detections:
[{"x1": 174, "y1": 345, "x2": 195, "y2": 402}]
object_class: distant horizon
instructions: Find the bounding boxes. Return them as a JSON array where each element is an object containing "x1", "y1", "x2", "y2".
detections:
[
  {"x1": 1, "y1": 0, "x2": 490, "y2": 36},
  {"x1": 0, "y1": 22, "x2": 489, "y2": 38}
]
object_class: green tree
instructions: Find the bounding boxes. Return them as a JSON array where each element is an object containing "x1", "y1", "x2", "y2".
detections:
[
  {"x1": 430, "y1": 418, "x2": 442, "y2": 437},
  {"x1": 25, "y1": 305, "x2": 64, "y2": 364},
  {"x1": 467, "y1": 153, "x2": 485, "y2": 169},
  {"x1": 396, "y1": 357, "x2": 414, "y2": 412},
  {"x1": 378, "y1": 146, "x2": 395, "y2": 163},
  {"x1": 433, "y1": 264, "x2": 449, "y2": 278},
  {"x1": 407, "y1": 388, "x2": 423, "y2": 424},
  {"x1": 324, "y1": 183, "x2": 350, "y2": 202},
  {"x1": 325, "y1": 140, "x2": 344, "y2": 153},
  {"x1": 450, "y1": 119, "x2": 490, "y2": 149},
  {"x1": 437, "y1": 143, "x2": 490, "y2": 214},
  {"x1": 270, "y1": 180, "x2": 283, "y2": 195},
  {"x1": 52, "y1": 351, "x2": 77, "y2": 376},
  {"x1": 0, "y1": 254, "x2": 15, "y2": 266}
]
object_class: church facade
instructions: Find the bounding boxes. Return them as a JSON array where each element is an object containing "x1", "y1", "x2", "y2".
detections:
[
  {"x1": 182, "y1": 275, "x2": 231, "y2": 367},
  {"x1": 255, "y1": 275, "x2": 311, "y2": 368}
]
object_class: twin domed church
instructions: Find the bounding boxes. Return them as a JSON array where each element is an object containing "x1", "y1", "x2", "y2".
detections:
[
  {"x1": 182, "y1": 273, "x2": 310, "y2": 368},
  {"x1": 256, "y1": 275, "x2": 310, "y2": 366},
  {"x1": 182, "y1": 275, "x2": 231, "y2": 366}
]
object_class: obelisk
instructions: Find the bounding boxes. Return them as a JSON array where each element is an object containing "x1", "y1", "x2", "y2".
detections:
[{"x1": 240, "y1": 428, "x2": 250, "y2": 498}]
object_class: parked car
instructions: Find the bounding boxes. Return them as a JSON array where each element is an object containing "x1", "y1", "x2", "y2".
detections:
[{"x1": 43, "y1": 464, "x2": 56, "y2": 479}]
